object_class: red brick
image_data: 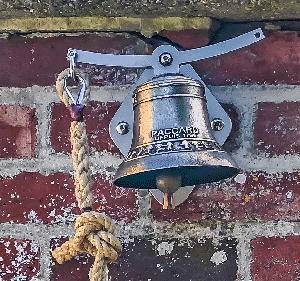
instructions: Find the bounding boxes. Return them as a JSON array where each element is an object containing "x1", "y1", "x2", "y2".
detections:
[
  {"x1": 50, "y1": 238, "x2": 93, "y2": 281},
  {"x1": 152, "y1": 178, "x2": 245, "y2": 222},
  {"x1": 244, "y1": 172, "x2": 300, "y2": 221},
  {"x1": 251, "y1": 236, "x2": 300, "y2": 281},
  {"x1": 0, "y1": 34, "x2": 140, "y2": 87},
  {"x1": 152, "y1": 171, "x2": 300, "y2": 222},
  {"x1": 3, "y1": 31, "x2": 300, "y2": 87},
  {"x1": 50, "y1": 177, "x2": 138, "y2": 278},
  {"x1": 0, "y1": 105, "x2": 37, "y2": 158},
  {"x1": 92, "y1": 174, "x2": 138, "y2": 223},
  {"x1": 51, "y1": 101, "x2": 121, "y2": 154},
  {"x1": 0, "y1": 172, "x2": 79, "y2": 223},
  {"x1": 160, "y1": 29, "x2": 209, "y2": 49},
  {"x1": 0, "y1": 172, "x2": 138, "y2": 224},
  {"x1": 0, "y1": 237, "x2": 40, "y2": 280},
  {"x1": 254, "y1": 102, "x2": 300, "y2": 155},
  {"x1": 194, "y1": 31, "x2": 300, "y2": 86}
]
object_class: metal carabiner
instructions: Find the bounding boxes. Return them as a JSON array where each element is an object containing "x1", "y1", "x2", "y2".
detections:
[
  {"x1": 67, "y1": 48, "x2": 77, "y2": 80},
  {"x1": 63, "y1": 72, "x2": 87, "y2": 105}
]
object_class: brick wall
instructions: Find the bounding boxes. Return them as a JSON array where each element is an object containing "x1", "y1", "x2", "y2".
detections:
[{"x1": 1, "y1": 23, "x2": 300, "y2": 281}]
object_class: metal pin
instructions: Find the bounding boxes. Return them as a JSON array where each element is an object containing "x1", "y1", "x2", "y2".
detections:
[{"x1": 67, "y1": 49, "x2": 77, "y2": 80}]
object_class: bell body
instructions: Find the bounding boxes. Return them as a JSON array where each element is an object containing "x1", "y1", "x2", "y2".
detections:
[{"x1": 114, "y1": 74, "x2": 239, "y2": 189}]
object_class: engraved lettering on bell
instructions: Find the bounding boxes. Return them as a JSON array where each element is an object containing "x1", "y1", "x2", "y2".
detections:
[{"x1": 151, "y1": 126, "x2": 200, "y2": 141}]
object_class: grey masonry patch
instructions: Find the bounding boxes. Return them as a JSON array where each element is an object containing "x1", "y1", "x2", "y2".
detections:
[
  {"x1": 0, "y1": 1, "x2": 299, "y2": 21},
  {"x1": 108, "y1": 237, "x2": 237, "y2": 281}
]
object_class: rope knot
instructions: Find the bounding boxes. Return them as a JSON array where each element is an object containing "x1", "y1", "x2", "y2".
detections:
[{"x1": 52, "y1": 211, "x2": 122, "y2": 281}]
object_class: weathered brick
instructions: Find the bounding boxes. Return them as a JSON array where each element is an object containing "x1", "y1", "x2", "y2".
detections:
[
  {"x1": 244, "y1": 172, "x2": 300, "y2": 221},
  {"x1": 50, "y1": 238, "x2": 93, "y2": 281},
  {"x1": 0, "y1": 172, "x2": 79, "y2": 223},
  {"x1": 0, "y1": 34, "x2": 140, "y2": 87},
  {"x1": 92, "y1": 174, "x2": 138, "y2": 223},
  {"x1": 152, "y1": 177, "x2": 245, "y2": 222},
  {"x1": 251, "y1": 236, "x2": 300, "y2": 281},
  {"x1": 0, "y1": 237, "x2": 40, "y2": 280},
  {"x1": 194, "y1": 31, "x2": 300, "y2": 86},
  {"x1": 0, "y1": 172, "x2": 137, "y2": 224},
  {"x1": 0, "y1": 105, "x2": 37, "y2": 158},
  {"x1": 2, "y1": 31, "x2": 300, "y2": 87},
  {"x1": 254, "y1": 102, "x2": 300, "y2": 155},
  {"x1": 3, "y1": 31, "x2": 300, "y2": 88},
  {"x1": 49, "y1": 178, "x2": 138, "y2": 279},
  {"x1": 160, "y1": 29, "x2": 210, "y2": 49},
  {"x1": 51, "y1": 101, "x2": 121, "y2": 154},
  {"x1": 108, "y1": 238, "x2": 237, "y2": 280},
  {"x1": 152, "y1": 171, "x2": 300, "y2": 222}
]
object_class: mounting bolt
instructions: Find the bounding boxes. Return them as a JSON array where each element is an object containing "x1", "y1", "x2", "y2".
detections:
[
  {"x1": 116, "y1": 121, "x2": 130, "y2": 135},
  {"x1": 211, "y1": 118, "x2": 225, "y2": 131},
  {"x1": 159, "y1": 52, "x2": 173, "y2": 66}
]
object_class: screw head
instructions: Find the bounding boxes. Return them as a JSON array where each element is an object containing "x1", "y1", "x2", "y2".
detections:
[
  {"x1": 116, "y1": 121, "x2": 130, "y2": 135},
  {"x1": 211, "y1": 118, "x2": 225, "y2": 131},
  {"x1": 159, "y1": 52, "x2": 173, "y2": 66}
]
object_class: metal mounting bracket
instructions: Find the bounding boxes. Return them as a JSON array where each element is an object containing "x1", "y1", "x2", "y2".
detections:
[
  {"x1": 66, "y1": 28, "x2": 265, "y2": 207},
  {"x1": 109, "y1": 65, "x2": 232, "y2": 207}
]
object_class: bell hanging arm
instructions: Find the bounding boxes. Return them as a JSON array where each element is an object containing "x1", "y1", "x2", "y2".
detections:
[{"x1": 69, "y1": 28, "x2": 264, "y2": 75}]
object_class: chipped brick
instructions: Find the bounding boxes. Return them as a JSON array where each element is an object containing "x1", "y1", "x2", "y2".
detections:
[
  {"x1": 153, "y1": 171, "x2": 300, "y2": 222},
  {"x1": 244, "y1": 171, "x2": 300, "y2": 221},
  {"x1": 0, "y1": 172, "x2": 138, "y2": 224},
  {"x1": 92, "y1": 174, "x2": 138, "y2": 223},
  {"x1": 251, "y1": 236, "x2": 300, "y2": 280},
  {"x1": 0, "y1": 34, "x2": 140, "y2": 87},
  {"x1": 0, "y1": 172, "x2": 79, "y2": 223},
  {"x1": 0, "y1": 238, "x2": 40, "y2": 280},
  {"x1": 152, "y1": 177, "x2": 245, "y2": 222},
  {"x1": 254, "y1": 102, "x2": 300, "y2": 155},
  {"x1": 194, "y1": 31, "x2": 300, "y2": 86},
  {"x1": 0, "y1": 105, "x2": 37, "y2": 158}
]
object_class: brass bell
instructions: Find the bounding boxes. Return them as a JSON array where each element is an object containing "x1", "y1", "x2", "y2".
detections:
[
  {"x1": 60, "y1": 29, "x2": 265, "y2": 209},
  {"x1": 114, "y1": 74, "x2": 239, "y2": 209}
]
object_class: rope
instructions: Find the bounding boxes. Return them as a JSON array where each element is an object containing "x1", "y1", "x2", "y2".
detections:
[
  {"x1": 70, "y1": 121, "x2": 93, "y2": 210},
  {"x1": 52, "y1": 68, "x2": 121, "y2": 281}
]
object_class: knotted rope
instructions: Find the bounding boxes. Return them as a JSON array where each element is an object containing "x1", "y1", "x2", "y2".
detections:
[{"x1": 52, "y1": 68, "x2": 121, "y2": 280}]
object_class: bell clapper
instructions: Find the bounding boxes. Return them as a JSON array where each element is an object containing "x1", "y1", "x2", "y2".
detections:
[
  {"x1": 155, "y1": 171, "x2": 182, "y2": 210},
  {"x1": 163, "y1": 192, "x2": 175, "y2": 209}
]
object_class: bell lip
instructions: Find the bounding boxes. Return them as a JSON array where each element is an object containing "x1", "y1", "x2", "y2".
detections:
[
  {"x1": 114, "y1": 165, "x2": 240, "y2": 189},
  {"x1": 114, "y1": 150, "x2": 239, "y2": 189}
]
